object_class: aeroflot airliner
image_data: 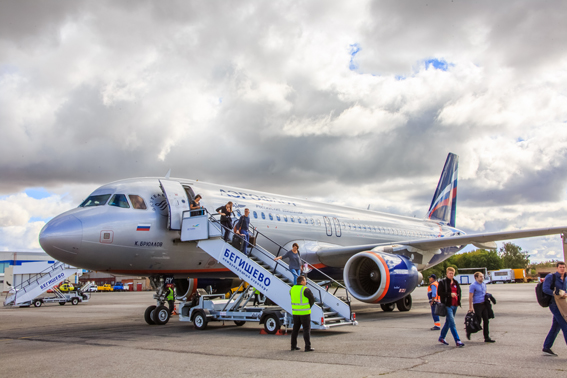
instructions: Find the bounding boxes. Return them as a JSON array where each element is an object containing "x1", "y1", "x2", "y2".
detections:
[{"x1": 39, "y1": 153, "x2": 567, "y2": 315}]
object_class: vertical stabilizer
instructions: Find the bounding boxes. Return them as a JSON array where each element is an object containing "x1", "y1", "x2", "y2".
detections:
[{"x1": 427, "y1": 153, "x2": 458, "y2": 227}]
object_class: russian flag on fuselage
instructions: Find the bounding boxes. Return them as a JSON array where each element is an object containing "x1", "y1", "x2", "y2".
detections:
[{"x1": 137, "y1": 224, "x2": 151, "y2": 231}]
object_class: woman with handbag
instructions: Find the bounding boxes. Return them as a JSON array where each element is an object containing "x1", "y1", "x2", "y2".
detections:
[
  {"x1": 216, "y1": 201, "x2": 233, "y2": 242},
  {"x1": 437, "y1": 266, "x2": 465, "y2": 347}
]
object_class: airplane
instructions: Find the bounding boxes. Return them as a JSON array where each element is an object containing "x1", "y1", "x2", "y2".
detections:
[{"x1": 39, "y1": 153, "x2": 567, "y2": 321}]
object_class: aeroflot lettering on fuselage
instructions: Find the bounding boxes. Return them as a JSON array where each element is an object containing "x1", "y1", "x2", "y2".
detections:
[
  {"x1": 222, "y1": 249, "x2": 271, "y2": 290},
  {"x1": 220, "y1": 189, "x2": 296, "y2": 206}
]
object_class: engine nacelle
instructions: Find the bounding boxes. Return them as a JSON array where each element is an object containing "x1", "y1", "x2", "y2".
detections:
[{"x1": 343, "y1": 250, "x2": 419, "y2": 304}]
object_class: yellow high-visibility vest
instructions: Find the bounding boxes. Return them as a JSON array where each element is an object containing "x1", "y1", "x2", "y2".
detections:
[{"x1": 290, "y1": 285, "x2": 311, "y2": 315}]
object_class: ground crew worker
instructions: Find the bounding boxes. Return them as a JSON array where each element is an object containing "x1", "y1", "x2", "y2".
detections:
[
  {"x1": 428, "y1": 274, "x2": 441, "y2": 330},
  {"x1": 290, "y1": 276, "x2": 315, "y2": 352},
  {"x1": 253, "y1": 287, "x2": 261, "y2": 306},
  {"x1": 165, "y1": 284, "x2": 175, "y2": 314}
]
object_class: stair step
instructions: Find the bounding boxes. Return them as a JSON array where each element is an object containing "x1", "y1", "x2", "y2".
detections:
[
  {"x1": 323, "y1": 311, "x2": 338, "y2": 317},
  {"x1": 323, "y1": 317, "x2": 345, "y2": 323}
]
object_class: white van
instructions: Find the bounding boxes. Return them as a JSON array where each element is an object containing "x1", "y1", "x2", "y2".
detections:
[{"x1": 489, "y1": 269, "x2": 515, "y2": 283}]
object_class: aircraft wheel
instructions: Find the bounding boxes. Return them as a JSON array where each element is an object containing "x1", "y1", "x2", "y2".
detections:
[
  {"x1": 71, "y1": 297, "x2": 79, "y2": 305},
  {"x1": 380, "y1": 303, "x2": 395, "y2": 312},
  {"x1": 263, "y1": 314, "x2": 281, "y2": 334},
  {"x1": 33, "y1": 299, "x2": 42, "y2": 307},
  {"x1": 234, "y1": 321, "x2": 246, "y2": 326},
  {"x1": 396, "y1": 295, "x2": 412, "y2": 312},
  {"x1": 144, "y1": 305, "x2": 157, "y2": 325},
  {"x1": 59, "y1": 301, "x2": 66, "y2": 306},
  {"x1": 193, "y1": 310, "x2": 208, "y2": 330},
  {"x1": 153, "y1": 305, "x2": 170, "y2": 325}
]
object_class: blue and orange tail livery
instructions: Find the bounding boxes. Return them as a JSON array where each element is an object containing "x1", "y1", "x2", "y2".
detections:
[{"x1": 427, "y1": 153, "x2": 458, "y2": 227}]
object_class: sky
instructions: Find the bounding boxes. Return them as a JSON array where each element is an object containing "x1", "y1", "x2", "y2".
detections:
[{"x1": 1, "y1": 0, "x2": 567, "y2": 262}]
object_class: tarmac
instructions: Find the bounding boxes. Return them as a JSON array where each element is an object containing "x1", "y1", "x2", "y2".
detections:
[{"x1": 1, "y1": 284, "x2": 566, "y2": 378}]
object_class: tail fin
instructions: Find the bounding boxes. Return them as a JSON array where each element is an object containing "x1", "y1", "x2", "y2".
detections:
[{"x1": 427, "y1": 153, "x2": 459, "y2": 227}]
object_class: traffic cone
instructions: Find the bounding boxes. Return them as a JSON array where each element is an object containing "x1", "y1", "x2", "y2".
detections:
[{"x1": 172, "y1": 304, "x2": 178, "y2": 315}]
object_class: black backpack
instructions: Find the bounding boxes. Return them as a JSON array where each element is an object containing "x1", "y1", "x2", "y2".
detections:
[{"x1": 535, "y1": 274, "x2": 556, "y2": 308}]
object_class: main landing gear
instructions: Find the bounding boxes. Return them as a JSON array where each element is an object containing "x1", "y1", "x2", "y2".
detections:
[
  {"x1": 380, "y1": 294, "x2": 413, "y2": 312},
  {"x1": 144, "y1": 276, "x2": 172, "y2": 326}
]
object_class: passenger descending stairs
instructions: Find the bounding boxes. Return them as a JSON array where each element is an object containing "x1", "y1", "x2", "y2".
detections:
[
  {"x1": 3, "y1": 262, "x2": 79, "y2": 307},
  {"x1": 196, "y1": 221, "x2": 356, "y2": 329}
]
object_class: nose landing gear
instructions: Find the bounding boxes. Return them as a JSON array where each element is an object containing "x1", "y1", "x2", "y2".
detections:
[{"x1": 144, "y1": 276, "x2": 172, "y2": 326}]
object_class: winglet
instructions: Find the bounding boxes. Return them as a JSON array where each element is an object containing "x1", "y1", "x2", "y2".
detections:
[{"x1": 165, "y1": 169, "x2": 171, "y2": 180}]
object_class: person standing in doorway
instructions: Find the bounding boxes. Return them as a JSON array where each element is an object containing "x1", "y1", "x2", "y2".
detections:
[
  {"x1": 428, "y1": 274, "x2": 441, "y2": 330},
  {"x1": 275, "y1": 243, "x2": 302, "y2": 285},
  {"x1": 190, "y1": 194, "x2": 204, "y2": 216},
  {"x1": 542, "y1": 261, "x2": 567, "y2": 356},
  {"x1": 468, "y1": 272, "x2": 495, "y2": 343},
  {"x1": 216, "y1": 201, "x2": 233, "y2": 242},
  {"x1": 438, "y1": 267, "x2": 465, "y2": 347},
  {"x1": 290, "y1": 276, "x2": 315, "y2": 352}
]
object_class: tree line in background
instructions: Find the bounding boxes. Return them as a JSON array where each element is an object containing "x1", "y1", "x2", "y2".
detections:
[{"x1": 421, "y1": 242, "x2": 558, "y2": 279}]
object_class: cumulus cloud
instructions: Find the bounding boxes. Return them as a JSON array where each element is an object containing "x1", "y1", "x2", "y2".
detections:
[{"x1": 1, "y1": 0, "x2": 567, "y2": 261}]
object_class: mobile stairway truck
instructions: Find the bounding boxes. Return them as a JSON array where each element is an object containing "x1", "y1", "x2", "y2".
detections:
[{"x1": 149, "y1": 181, "x2": 358, "y2": 333}]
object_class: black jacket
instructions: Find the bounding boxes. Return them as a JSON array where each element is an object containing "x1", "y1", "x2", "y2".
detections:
[
  {"x1": 437, "y1": 277, "x2": 462, "y2": 307},
  {"x1": 216, "y1": 205, "x2": 232, "y2": 222}
]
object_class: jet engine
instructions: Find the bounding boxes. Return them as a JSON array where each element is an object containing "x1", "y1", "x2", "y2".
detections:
[{"x1": 343, "y1": 250, "x2": 419, "y2": 304}]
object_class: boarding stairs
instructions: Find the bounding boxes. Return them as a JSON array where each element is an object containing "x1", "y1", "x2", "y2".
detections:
[
  {"x1": 182, "y1": 212, "x2": 356, "y2": 330},
  {"x1": 3, "y1": 261, "x2": 80, "y2": 307}
]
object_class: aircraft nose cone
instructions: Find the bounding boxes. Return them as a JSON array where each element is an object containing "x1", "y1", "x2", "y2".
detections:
[{"x1": 39, "y1": 215, "x2": 83, "y2": 264}]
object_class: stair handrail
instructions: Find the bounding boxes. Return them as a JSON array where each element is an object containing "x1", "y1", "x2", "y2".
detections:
[
  {"x1": 11, "y1": 261, "x2": 66, "y2": 292},
  {"x1": 205, "y1": 212, "x2": 352, "y2": 319}
]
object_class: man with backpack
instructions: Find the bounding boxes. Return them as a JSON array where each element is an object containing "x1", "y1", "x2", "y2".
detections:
[{"x1": 542, "y1": 261, "x2": 567, "y2": 356}]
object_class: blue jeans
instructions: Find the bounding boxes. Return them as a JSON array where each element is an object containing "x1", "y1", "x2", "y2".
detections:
[
  {"x1": 440, "y1": 305, "x2": 460, "y2": 342},
  {"x1": 290, "y1": 269, "x2": 301, "y2": 285},
  {"x1": 543, "y1": 302, "x2": 567, "y2": 349},
  {"x1": 240, "y1": 230, "x2": 249, "y2": 254}
]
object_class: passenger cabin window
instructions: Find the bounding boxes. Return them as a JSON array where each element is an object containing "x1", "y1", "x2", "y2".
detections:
[
  {"x1": 236, "y1": 210, "x2": 242, "y2": 217},
  {"x1": 129, "y1": 195, "x2": 147, "y2": 210},
  {"x1": 304, "y1": 218, "x2": 308, "y2": 224},
  {"x1": 284, "y1": 215, "x2": 288, "y2": 222},
  {"x1": 276, "y1": 214, "x2": 281, "y2": 221},
  {"x1": 269, "y1": 213, "x2": 274, "y2": 221},
  {"x1": 291, "y1": 216, "x2": 295, "y2": 222},
  {"x1": 310, "y1": 218, "x2": 314, "y2": 225},
  {"x1": 298, "y1": 218, "x2": 302, "y2": 224},
  {"x1": 316, "y1": 219, "x2": 321, "y2": 226},
  {"x1": 253, "y1": 211, "x2": 258, "y2": 219},
  {"x1": 79, "y1": 194, "x2": 111, "y2": 207},
  {"x1": 109, "y1": 194, "x2": 130, "y2": 208},
  {"x1": 261, "y1": 212, "x2": 266, "y2": 220}
]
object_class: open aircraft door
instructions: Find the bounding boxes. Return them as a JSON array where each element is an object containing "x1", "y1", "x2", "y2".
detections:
[{"x1": 159, "y1": 179, "x2": 190, "y2": 230}]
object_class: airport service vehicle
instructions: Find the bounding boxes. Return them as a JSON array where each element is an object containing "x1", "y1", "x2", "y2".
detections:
[
  {"x1": 97, "y1": 284, "x2": 113, "y2": 292},
  {"x1": 31, "y1": 282, "x2": 94, "y2": 307},
  {"x1": 490, "y1": 269, "x2": 515, "y2": 283},
  {"x1": 113, "y1": 282, "x2": 126, "y2": 291},
  {"x1": 455, "y1": 274, "x2": 475, "y2": 285},
  {"x1": 38, "y1": 153, "x2": 567, "y2": 326},
  {"x1": 513, "y1": 268, "x2": 527, "y2": 283},
  {"x1": 59, "y1": 283, "x2": 75, "y2": 292}
]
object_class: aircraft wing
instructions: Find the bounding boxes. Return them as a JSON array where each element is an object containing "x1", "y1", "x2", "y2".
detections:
[{"x1": 316, "y1": 226, "x2": 567, "y2": 267}]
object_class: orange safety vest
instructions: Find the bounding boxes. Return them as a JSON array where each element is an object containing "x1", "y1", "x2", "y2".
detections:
[{"x1": 428, "y1": 281, "x2": 440, "y2": 301}]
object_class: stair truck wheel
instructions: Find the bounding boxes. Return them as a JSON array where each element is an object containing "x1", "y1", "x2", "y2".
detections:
[
  {"x1": 192, "y1": 310, "x2": 208, "y2": 330},
  {"x1": 144, "y1": 305, "x2": 157, "y2": 325},
  {"x1": 380, "y1": 303, "x2": 395, "y2": 312},
  {"x1": 59, "y1": 301, "x2": 66, "y2": 306},
  {"x1": 263, "y1": 314, "x2": 281, "y2": 334},
  {"x1": 71, "y1": 297, "x2": 79, "y2": 305},
  {"x1": 33, "y1": 299, "x2": 42, "y2": 307},
  {"x1": 234, "y1": 321, "x2": 246, "y2": 326},
  {"x1": 396, "y1": 295, "x2": 412, "y2": 312},
  {"x1": 153, "y1": 305, "x2": 170, "y2": 325}
]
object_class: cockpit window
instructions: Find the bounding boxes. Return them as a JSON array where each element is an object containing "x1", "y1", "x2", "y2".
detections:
[
  {"x1": 129, "y1": 195, "x2": 147, "y2": 210},
  {"x1": 109, "y1": 194, "x2": 130, "y2": 208},
  {"x1": 79, "y1": 194, "x2": 111, "y2": 207}
]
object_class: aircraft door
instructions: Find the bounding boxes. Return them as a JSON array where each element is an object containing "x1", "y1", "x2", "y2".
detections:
[
  {"x1": 333, "y1": 217, "x2": 342, "y2": 237},
  {"x1": 159, "y1": 179, "x2": 190, "y2": 230},
  {"x1": 323, "y1": 216, "x2": 333, "y2": 236}
]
